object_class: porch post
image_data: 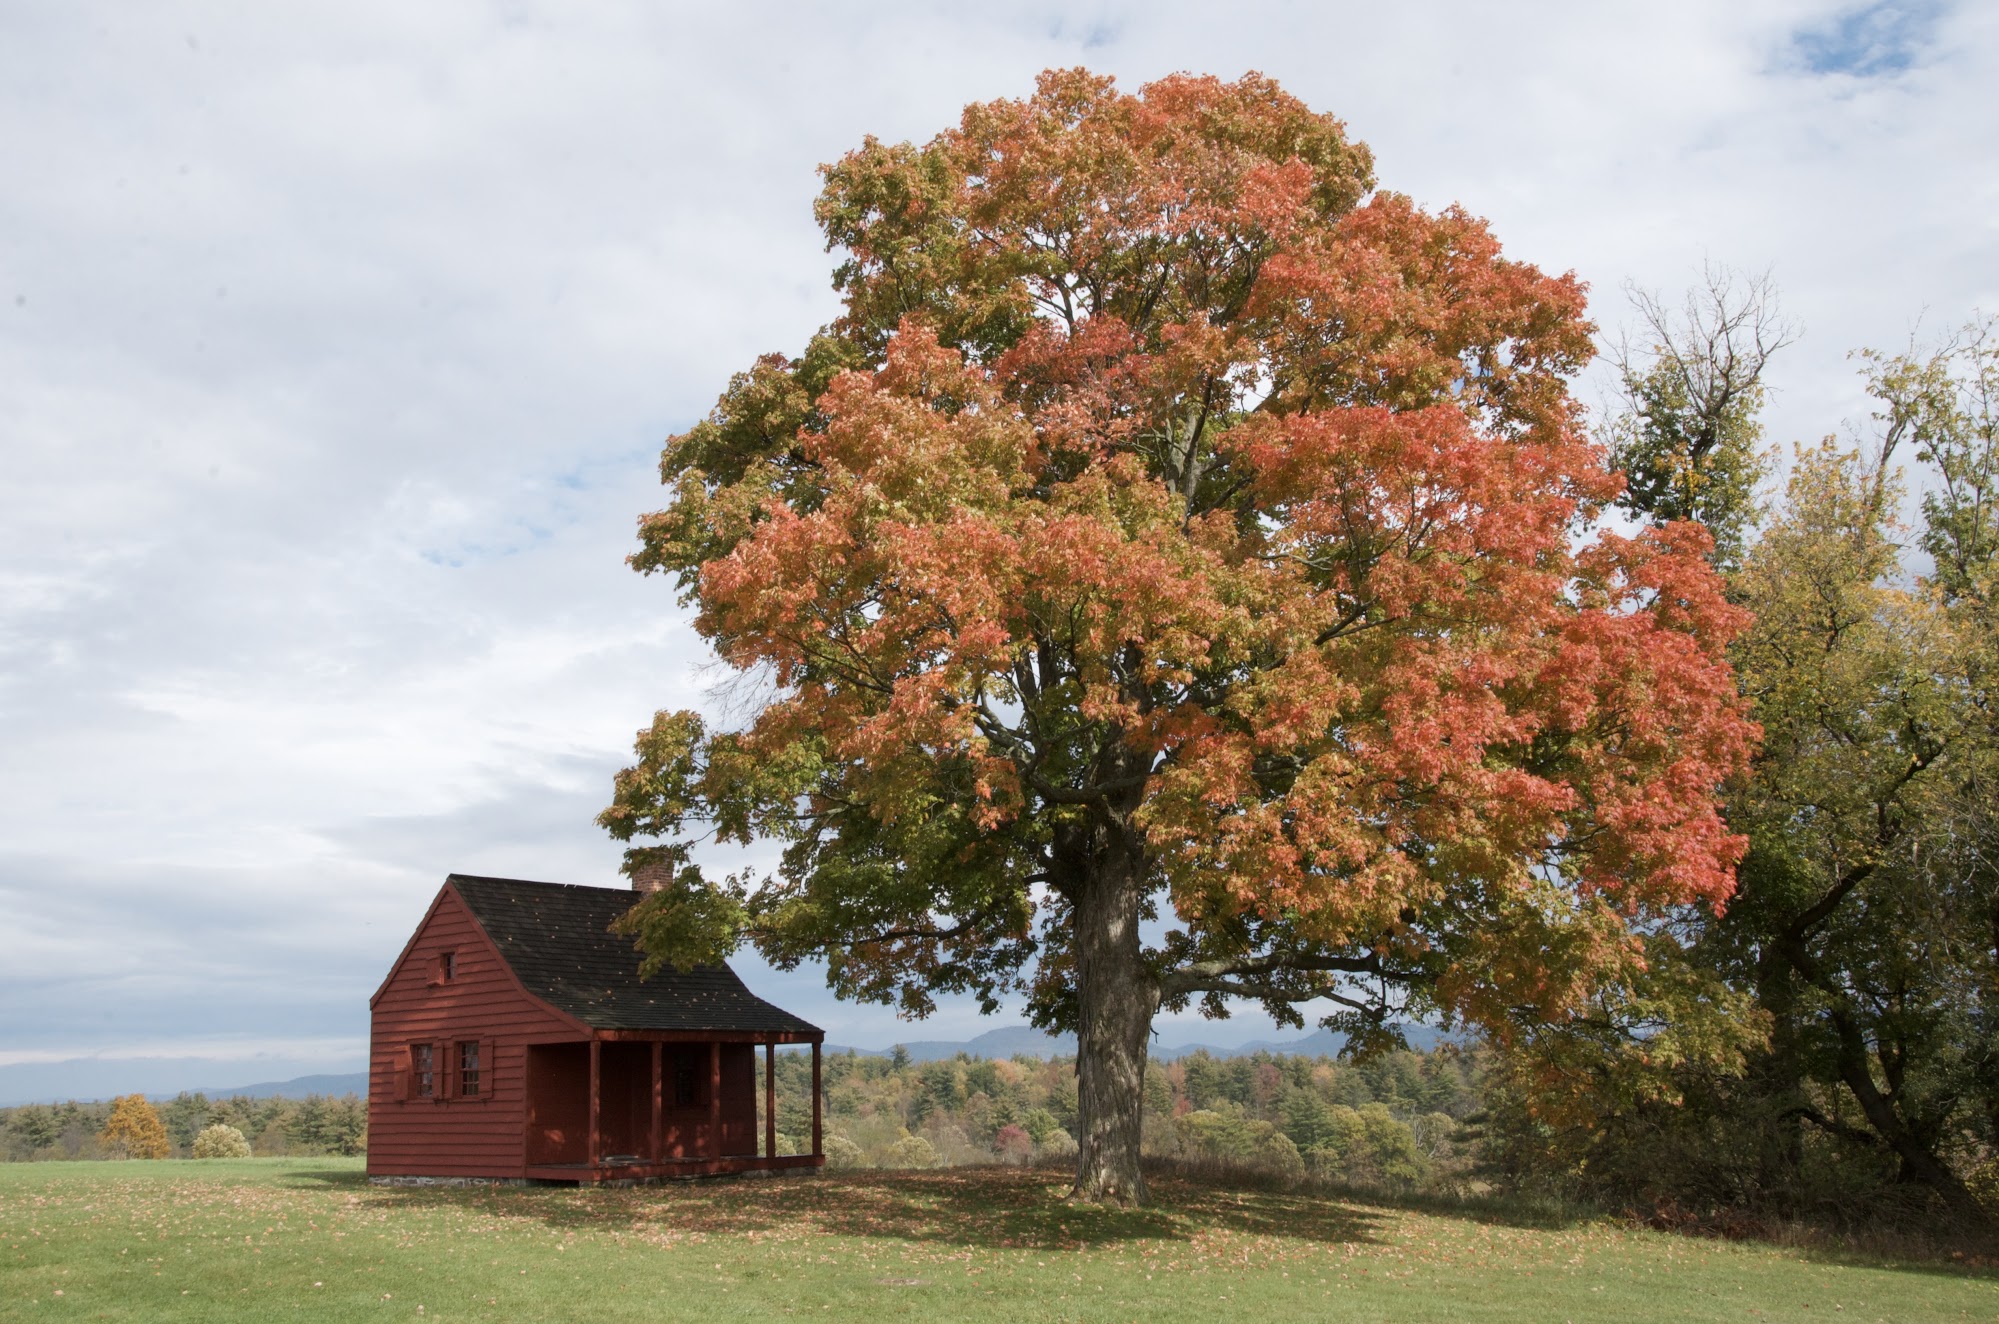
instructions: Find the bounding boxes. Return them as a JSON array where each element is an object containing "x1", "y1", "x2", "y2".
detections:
[
  {"x1": 650, "y1": 1041, "x2": 663, "y2": 1162},
  {"x1": 811, "y1": 1039, "x2": 822, "y2": 1159},
  {"x1": 708, "y1": 1040, "x2": 722, "y2": 1159},
  {"x1": 764, "y1": 1040, "x2": 776, "y2": 1160},
  {"x1": 587, "y1": 1037, "x2": 601, "y2": 1170}
]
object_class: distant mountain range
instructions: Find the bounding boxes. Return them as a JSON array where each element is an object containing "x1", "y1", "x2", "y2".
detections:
[
  {"x1": 819, "y1": 1025, "x2": 1077, "y2": 1062},
  {"x1": 172, "y1": 1072, "x2": 370, "y2": 1101},
  {"x1": 4, "y1": 1024, "x2": 1445, "y2": 1106},
  {"x1": 235, "y1": 1025, "x2": 1447, "y2": 1093},
  {"x1": 819, "y1": 1022, "x2": 1446, "y2": 1063}
]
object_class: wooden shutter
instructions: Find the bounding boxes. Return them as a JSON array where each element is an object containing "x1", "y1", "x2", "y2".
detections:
[
  {"x1": 395, "y1": 1048, "x2": 412, "y2": 1103},
  {"x1": 440, "y1": 1039, "x2": 456, "y2": 1099}
]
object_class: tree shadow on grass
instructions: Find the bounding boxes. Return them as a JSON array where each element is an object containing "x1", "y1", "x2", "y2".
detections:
[
  {"x1": 281, "y1": 1164, "x2": 1999, "y2": 1279},
  {"x1": 1298, "y1": 1177, "x2": 1999, "y2": 1281},
  {"x1": 309, "y1": 1164, "x2": 1389, "y2": 1252},
  {"x1": 286, "y1": 1167, "x2": 372, "y2": 1190}
]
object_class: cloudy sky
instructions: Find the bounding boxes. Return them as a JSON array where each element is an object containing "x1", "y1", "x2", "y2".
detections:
[{"x1": 2, "y1": 0, "x2": 1993, "y2": 1103}]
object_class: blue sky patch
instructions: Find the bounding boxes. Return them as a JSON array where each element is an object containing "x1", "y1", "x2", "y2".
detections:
[{"x1": 1792, "y1": 0, "x2": 1942, "y2": 77}]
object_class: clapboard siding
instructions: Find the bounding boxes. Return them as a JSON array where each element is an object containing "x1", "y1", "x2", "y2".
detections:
[{"x1": 366, "y1": 888, "x2": 576, "y2": 1177}]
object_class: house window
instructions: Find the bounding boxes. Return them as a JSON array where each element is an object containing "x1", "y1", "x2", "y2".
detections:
[
  {"x1": 436, "y1": 951, "x2": 457, "y2": 983},
  {"x1": 674, "y1": 1063, "x2": 698, "y2": 1108},
  {"x1": 457, "y1": 1041, "x2": 481, "y2": 1098},
  {"x1": 412, "y1": 1043, "x2": 436, "y2": 1098}
]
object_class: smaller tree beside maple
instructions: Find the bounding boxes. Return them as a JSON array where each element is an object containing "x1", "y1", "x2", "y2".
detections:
[
  {"x1": 1504, "y1": 316, "x2": 1999, "y2": 1218},
  {"x1": 1605, "y1": 265, "x2": 1794, "y2": 570},
  {"x1": 1714, "y1": 323, "x2": 1999, "y2": 1214},
  {"x1": 99, "y1": 1093, "x2": 170, "y2": 1160}
]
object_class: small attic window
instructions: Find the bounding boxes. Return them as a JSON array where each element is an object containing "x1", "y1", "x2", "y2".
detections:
[{"x1": 433, "y1": 951, "x2": 457, "y2": 984}]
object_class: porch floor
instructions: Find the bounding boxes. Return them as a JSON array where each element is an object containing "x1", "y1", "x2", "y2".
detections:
[{"x1": 524, "y1": 1154, "x2": 824, "y2": 1184}]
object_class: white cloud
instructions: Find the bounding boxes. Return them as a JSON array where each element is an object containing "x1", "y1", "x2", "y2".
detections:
[
  {"x1": 0, "y1": 1038, "x2": 366, "y2": 1071},
  {"x1": 2, "y1": 1, "x2": 1994, "y2": 1095}
]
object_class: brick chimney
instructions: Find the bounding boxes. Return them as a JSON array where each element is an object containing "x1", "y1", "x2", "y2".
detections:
[{"x1": 629, "y1": 854, "x2": 676, "y2": 895}]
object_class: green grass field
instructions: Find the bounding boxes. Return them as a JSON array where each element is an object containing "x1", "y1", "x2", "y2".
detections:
[{"x1": 2, "y1": 1159, "x2": 1994, "y2": 1322}]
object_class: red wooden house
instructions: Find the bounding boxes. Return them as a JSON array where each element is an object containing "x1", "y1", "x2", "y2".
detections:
[{"x1": 367, "y1": 874, "x2": 824, "y2": 1184}]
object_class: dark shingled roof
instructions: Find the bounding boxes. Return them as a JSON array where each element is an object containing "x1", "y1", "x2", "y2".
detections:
[{"x1": 447, "y1": 874, "x2": 820, "y2": 1036}]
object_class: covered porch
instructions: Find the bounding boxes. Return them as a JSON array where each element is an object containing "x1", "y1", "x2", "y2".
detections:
[{"x1": 523, "y1": 1029, "x2": 824, "y2": 1184}]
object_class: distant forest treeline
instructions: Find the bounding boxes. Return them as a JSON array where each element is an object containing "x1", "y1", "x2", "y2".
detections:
[
  {"x1": 767, "y1": 1045, "x2": 1478, "y2": 1190},
  {"x1": 0, "y1": 1047, "x2": 1472, "y2": 1188},
  {"x1": 1, "y1": 1091, "x2": 365, "y2": 1162}
]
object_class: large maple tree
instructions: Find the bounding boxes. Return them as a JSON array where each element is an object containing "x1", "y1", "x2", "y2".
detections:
[{"x1": 603, "y1": 70, "x2": 1756, "y2": 1204}]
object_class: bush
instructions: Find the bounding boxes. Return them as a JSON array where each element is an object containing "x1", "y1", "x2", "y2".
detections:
[
  {"x1": 1175, "y1": 1105, "x2": 1307, "y2": 1185},
  {"x1": 922, "y1": 1122, "x2": 982, "y2": 1166},
  {"x1": 1304, "y1": 1103, "x2": 1426, "y2": 1190},
  {"x1": 1252, "y1": 1129, "x2": 1306, "y2": 1185},
  {"x1": 1175, "y1": 1108, "x2": 1235, "y2": 1157},
  {"x1": 993, "y1": 1124, "x2": 1034, "y2": 1165},
  {"x1": 1036, "y1": 1128, "x2": 1078, "y2": 1162},
  {"x1": 1019, "y1": 1108, "x2": 1062, "y2": 1144},
  {"x1": 822, "y1": 1134, "x2": 866, "y2": 1170},
  {"x1": 192, "y1": 1124, "x2": 251, "y2": 1159},
  {"x1": 884, "y1": 1134, "x2": 939, "y2": 1169}
]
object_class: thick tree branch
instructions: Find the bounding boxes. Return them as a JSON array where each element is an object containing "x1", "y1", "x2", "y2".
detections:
[
  {"x1": 1165, "y1": 976, "x2": 1378, "y2": 1013},
  {"x1": 1158, "y1": 950, "x2": 1423, "y2": 1000},
  {"x1": 1787, "y1": 1103, "x2": 1881, "y2": 1149}
]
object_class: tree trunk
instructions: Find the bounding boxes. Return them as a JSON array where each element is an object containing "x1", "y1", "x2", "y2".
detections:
[
  {"x1": 1772, "y1": 941, "x2": 1987, "y2": 1220},
  {"x1": 1828, "y1": 1010, "x2": 1986, "y2": 1220},
  {"x1": 1069, "y1": 842, "x2": 1156, "y2": 1206}
]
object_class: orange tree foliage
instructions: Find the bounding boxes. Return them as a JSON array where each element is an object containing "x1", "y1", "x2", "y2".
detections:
[
  {"x1": 603, "y1": 70, "x2": 1756, "y2": 1202},
  {"x1": 100, "y1": 1093, "x2": 170, "y2": 1160}
]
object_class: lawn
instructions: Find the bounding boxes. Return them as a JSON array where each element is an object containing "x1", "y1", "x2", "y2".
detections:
[{"x1": 2, "y1": 1159, "x2": 1994, "y2": 1322}]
